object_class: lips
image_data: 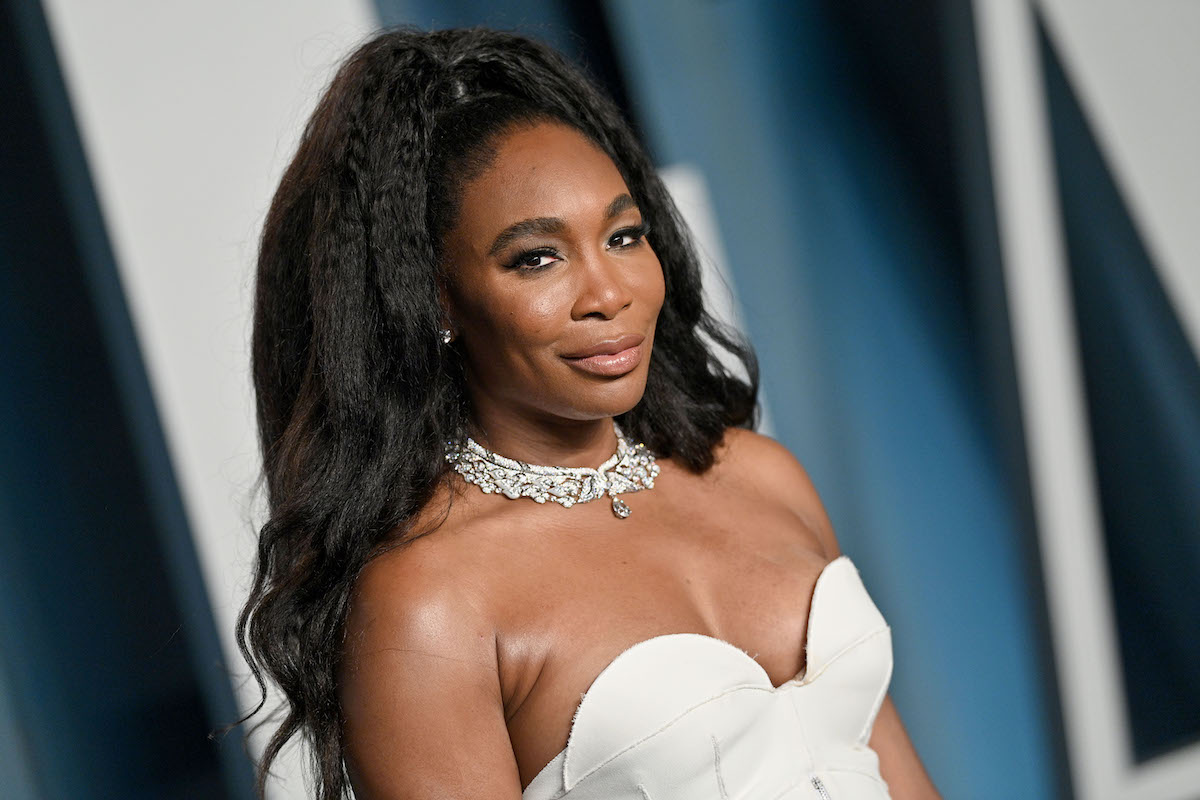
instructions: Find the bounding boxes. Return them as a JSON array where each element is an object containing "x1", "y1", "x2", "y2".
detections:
[
  {"x1": 562, "y1": 333, "x2": 645, "y2": 359},
  {"x1": 562, "y1": 333, "x2": 646, "y2": 377}
]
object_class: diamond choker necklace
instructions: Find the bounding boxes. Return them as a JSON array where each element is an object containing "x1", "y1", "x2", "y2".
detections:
[{"x1": 443, "y1": 422, "x2": 659, "y2": 519}]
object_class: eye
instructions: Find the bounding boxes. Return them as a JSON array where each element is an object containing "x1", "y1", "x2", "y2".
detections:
[
  {"x1": 607, "y1": 223, "x2": 651, "y2": 249},
  {"x1": 505, "y1": 247, "x2": 562, "y2": 272}
]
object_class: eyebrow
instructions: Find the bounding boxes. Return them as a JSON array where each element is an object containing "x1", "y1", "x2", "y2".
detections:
[{"x1": 487, "y1": 193, "x2": 639, "y2": 257}]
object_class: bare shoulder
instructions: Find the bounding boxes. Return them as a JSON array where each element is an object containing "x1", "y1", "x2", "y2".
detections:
[
  {"x1": 344, "y1": 477, "x2": 495, "y2": 630},
  {"x1": 345, "y1": 529, "x2": 492, "y2": 657},
  {"x1": 338, "y1": 501, "x2": 522, "y2": 798},
  {"x1": 711, "y1": 427, "x2": 842, "y2": 559},
  {"x1": 342, "y1": 486, "x2": 505, "y2": 686}
]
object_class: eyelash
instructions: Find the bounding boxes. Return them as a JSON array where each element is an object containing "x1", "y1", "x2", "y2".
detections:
[{"x1": 504, "y1": 223, "x2": 652, "y2": 272}]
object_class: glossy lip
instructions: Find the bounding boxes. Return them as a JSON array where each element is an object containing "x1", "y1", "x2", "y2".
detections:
[
  {"x1": 561, "y1": 333, "x2": 646, "y2": 377},
  {"x1": 562, "y1": 333, "x2": 645, "y2": 359}
]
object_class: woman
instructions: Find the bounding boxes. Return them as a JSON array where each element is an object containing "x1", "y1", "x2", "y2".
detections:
[{"x1": 240, "y1": 26, "x2": 939, "y2": 800}]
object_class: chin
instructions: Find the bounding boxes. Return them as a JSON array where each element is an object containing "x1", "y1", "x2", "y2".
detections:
[{"x1": 561, "y1": 372, "x2": 649, "y2": 421}]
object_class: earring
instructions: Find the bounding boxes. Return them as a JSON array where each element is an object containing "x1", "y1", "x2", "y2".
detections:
[{"x1": 439, "y1": 328, "x2": 454, "y2": 344}]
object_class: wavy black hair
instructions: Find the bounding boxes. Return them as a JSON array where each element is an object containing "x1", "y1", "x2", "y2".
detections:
[{"x1": 238, "y1": 25, "x2": 758, "y2": 800}]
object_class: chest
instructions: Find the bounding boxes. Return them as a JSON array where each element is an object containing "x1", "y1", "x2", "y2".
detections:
[{"x1": 484, "y1": 479, "x2": 830, "y2": 789}]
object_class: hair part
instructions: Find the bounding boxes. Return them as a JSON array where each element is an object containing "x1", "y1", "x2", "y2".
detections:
[{"x1": 238, "y1": 25, "x2": 758, "y2": 799}]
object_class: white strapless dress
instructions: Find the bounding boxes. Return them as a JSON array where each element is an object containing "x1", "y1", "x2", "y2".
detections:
[{"x1": 521, "y1": 555, "x2": 893, "y2": 800}]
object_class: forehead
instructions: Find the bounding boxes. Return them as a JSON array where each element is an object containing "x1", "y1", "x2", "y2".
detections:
[{"x1": 456, "y1": 121, "x2": 631, "y2": 229}]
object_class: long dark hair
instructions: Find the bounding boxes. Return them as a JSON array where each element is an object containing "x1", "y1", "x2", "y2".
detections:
[{"x1": 238, "y1": 25, "x2": 758, "y2": 800}]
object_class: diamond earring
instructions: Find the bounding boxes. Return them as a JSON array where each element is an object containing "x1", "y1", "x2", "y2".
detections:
[{"x1": 439, "y1": 328, "x2": 454, "y2": 344}]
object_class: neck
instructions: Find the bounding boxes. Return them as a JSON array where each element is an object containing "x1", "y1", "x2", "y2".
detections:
[{"x1": 465, "y1": 406, "x2": 620, "y2": 468}]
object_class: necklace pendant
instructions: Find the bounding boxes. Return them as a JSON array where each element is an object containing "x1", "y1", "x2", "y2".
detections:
[{"x1": 611, "y1": 496, "x2": 631, "y2": 519}]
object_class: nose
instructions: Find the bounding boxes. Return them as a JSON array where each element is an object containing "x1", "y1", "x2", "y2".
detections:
[{"x1": 571, "y1": 248, "x2": 634, "y2": 320}]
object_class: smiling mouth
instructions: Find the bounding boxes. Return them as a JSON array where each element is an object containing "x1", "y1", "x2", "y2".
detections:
[{"x1": 561, "y1": 334, "x2": 646, "y2": 377}]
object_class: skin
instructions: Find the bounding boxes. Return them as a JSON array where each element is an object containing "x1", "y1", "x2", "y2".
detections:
[{"x1": 338, "y1": 121, "x2": 940, "y2": 799}]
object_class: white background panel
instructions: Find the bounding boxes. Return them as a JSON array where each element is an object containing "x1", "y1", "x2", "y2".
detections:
[
  {"x1": 977, "y1": 1, "x2": 1200, "y2": 798},
  {"x1": 40, "y1": 2, "x2": 376, "y2": 797},
  {"x1": 1038, "y1": 0, "x2": 1200, "y2": 360}
]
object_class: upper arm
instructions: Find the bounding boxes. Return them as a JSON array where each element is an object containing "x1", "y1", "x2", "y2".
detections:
[
  {"x1": 338, "y1": 546, "x2": 523, "y2": 800},
  {"x1": 869, "y1": 696, "x2": 941, "y2": 798},
  {"x1": 720, "y1": 428, "x2": 842, "y2": 559}
]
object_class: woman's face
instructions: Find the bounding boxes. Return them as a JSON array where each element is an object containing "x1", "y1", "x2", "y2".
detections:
[{"x1": 440, "y1": 121, "x2": 665, "y2": 429}]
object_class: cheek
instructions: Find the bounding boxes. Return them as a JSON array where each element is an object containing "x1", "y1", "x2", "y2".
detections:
[
  {"x1": 464, "y1": 279, "x2": 571, "y2": 351},
  {"x1": 641, "y1": 253, "x2": 667, "y2": 315},
  {"x1": 521, "y1": 290, "x2": 570, "y2": 341}
]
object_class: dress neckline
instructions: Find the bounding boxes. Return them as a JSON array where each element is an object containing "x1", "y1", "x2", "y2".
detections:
[{"x1": 521, "y1": 554, "x2": 851, "y2": 793}]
